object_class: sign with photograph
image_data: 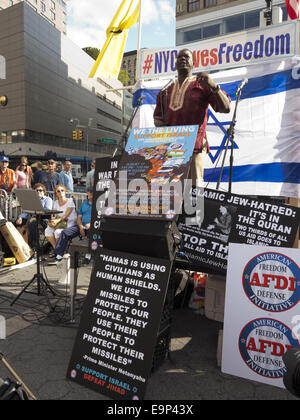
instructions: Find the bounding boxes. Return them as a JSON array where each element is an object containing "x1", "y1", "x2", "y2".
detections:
[
  {"x1": 105, "y1": 125, "x2": 197, "y2": 221},
  {"x1": 67, "y1": 249, "x2": 172, "y2": 400},
  {"x1": 178, "y1": 188, "x2": 300, "y2": 274},
  {"x1": 222, "y1": 244, "x2": 300, "y2": 388}
]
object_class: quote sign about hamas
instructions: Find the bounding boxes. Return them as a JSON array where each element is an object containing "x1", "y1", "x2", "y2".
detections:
[{"x1": 67, "y1": 249, "x2": 171, "y2": 400}]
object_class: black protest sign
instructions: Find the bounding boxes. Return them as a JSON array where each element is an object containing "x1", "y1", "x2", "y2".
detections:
[
  {"x1": 178, "y1": 188, "x2": 300, "y2": 275},
  {"x1": 67, "y1": 249, "x2": 172, "y2": 400},
  {"x1": 89, "y1": 157, "x2": 120, "y2": 253}
]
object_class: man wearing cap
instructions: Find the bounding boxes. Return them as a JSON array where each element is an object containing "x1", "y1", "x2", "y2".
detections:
[
  {"x1": 48, "y1": 187, "x2": 93, "y2": 264},
  {"x1": 0, "y1": 156, "x2": 16, "y2": 192}
]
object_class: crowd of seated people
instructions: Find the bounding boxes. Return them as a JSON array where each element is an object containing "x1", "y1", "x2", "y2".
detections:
[
  {"x1": 5, "y1": 156, "x2": 95, "y2": 263},
  {"x1": 15, "y1": 183, "x2": 93, "y2": 263}
]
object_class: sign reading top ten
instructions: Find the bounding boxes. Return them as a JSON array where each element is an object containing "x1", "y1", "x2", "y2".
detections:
[{"x1": 139, "y1": 21, "x2": 297, "y2": 79}]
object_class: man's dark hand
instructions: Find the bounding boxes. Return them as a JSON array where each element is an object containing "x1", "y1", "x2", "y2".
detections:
[{"x1": 197, "y1": 72, "x2": 218, "y2": 90}]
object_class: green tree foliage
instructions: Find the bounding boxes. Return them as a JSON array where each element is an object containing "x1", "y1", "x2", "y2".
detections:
[
  {"x1": 82, "y1": 47, "x2": 100, "y2": 60},
  {"x1": 118, "y1": 69, "x2": 130, "y2": 86}
]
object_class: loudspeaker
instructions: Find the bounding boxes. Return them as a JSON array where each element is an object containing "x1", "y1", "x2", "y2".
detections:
[{"x1": 100, "y1": 218, "x2": 181, "y2": 260}]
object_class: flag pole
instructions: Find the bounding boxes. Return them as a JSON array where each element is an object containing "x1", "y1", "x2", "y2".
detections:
[{"x1": 135, "y1": 0, "x2": 142, "y2": 82}]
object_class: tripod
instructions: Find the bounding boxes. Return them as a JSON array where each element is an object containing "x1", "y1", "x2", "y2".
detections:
[{"x1": 10, "y1": 213, "x2": 56, "y2": 310}]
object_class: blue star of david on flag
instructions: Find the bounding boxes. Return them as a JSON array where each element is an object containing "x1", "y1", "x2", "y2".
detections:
[{"x1": 207, "y1": 110, "x2": 239, "y2": 164}]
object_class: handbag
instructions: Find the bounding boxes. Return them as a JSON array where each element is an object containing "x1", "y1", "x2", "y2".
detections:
[{"x1": 49, "y1": 217, "x2": 67, "y2": 230}]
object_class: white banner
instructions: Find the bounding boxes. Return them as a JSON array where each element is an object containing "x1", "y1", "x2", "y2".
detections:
[
  {"x1": 133, "y1": 57, "x2": 300, "y2": 198},
  {"x1": 222, "y1": 244, "x2": 300, "y2": 389},
  {"x1": 138, "y1": 21, "x2": 299, "y2": 80}
]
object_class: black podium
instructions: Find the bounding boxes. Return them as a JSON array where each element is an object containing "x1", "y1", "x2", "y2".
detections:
[{"x1": 99, "y1": 217, "x2": 181, "y2": 261}]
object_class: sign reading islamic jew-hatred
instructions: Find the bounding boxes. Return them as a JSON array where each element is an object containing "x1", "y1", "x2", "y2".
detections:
[
  {"x1": 104, "y1": 125, "x2": 197, "y2": 221},
  {"x1": 89, "y1": 156, "x2": 120, "y2": 253},
  {"x1": 178, "y1": 188, "x2": 300, "y2": 275},
  {"x1": 67, "y1": 249, "x2": 171, "y2": 400}
]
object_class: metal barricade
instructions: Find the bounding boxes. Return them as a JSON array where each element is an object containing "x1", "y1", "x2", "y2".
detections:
[
  {"x1": 0, "y1": 192, "x2": 22, "y2": 221},
  {"x1": 6, "y1": 190, "x2": 88, "y2": 222},
  {"x1": 0, "y1": 190, "x2": 9, "y2": 219}
]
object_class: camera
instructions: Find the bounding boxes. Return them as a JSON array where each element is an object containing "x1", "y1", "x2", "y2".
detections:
[
  {"x1": 283, "y1": 348, "x2": 300, "y2": 398},
  {"x1": 0, "y1": 377, "x2": 29, "y2": 400}
]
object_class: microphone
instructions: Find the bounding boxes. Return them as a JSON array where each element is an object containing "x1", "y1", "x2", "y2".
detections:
[
  {"x1": 137, "y1": 94, "x2": 146, "y2": 105},
  {"x1": 236, "y1": 78, "x2": 248, "y2": 93}
]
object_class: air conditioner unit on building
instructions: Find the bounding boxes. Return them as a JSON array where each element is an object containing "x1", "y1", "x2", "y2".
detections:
[{"x1": 260, "y1": 6, "x2": 283, "y2": 27}]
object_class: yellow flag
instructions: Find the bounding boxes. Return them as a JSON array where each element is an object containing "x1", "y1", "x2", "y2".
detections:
[{"x1": 89, "y1": 0, "x2": 140, "y2": 79}]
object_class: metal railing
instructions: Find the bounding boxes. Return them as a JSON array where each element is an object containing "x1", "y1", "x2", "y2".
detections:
[{"x1": 0, "y1": 190, "x2": 89, "y2": 222}]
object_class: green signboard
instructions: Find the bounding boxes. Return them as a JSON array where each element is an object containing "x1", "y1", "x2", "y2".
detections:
[{"x1": 100, "y1": 138, "x2": 117, "y2": 144}]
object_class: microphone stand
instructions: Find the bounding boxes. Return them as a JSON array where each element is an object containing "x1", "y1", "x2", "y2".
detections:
[
  {"x1": 113, "y1": 95, "x2": 145, "y2": 157},
  {"x1": 216, "y1": 84, "x2": 244, "y2": 193}
]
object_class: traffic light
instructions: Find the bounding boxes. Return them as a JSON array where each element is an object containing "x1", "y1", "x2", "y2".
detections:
[
  {"x1": 72, "y1": 130, "x2": 78, "y2": 140},
  {"x1": 78, "y1": 130, "x2": 83, "y2": 140},
  {"x1": 0, "y1": 96, "x2": 7, "y2": 106}
]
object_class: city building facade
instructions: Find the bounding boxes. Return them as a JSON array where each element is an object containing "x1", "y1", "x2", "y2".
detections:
[
  {"x1": 176, "y1": 0, "x2": 289, "y2": 45},
  {"x1": 0, "y1": 2, "x2": 123, "y2": 162},
  {"x1": 121, "y1": 50, "x2": 138, "y2": 87},
  {"x1": 0, "y1": 0, "x2": 67, "y2": 34}
]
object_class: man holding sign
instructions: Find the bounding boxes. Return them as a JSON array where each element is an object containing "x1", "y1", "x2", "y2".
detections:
[{"x1": 154, "y1": 48, "x2": 231, "y2": 185}]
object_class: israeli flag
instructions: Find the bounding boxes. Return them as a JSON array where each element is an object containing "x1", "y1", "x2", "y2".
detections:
[{"x1": 133, "y1": 57, "x2": 300, "y2": 198}]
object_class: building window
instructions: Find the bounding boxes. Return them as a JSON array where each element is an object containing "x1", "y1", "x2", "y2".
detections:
[
  {"x1": 41, "y1": 2, "x2": 46, "y2": 12},
  {"x1": 50, "y1": 0, "x2": 55, "y2": 9},
  {"x1": 177, "y1": 4, "x2": 288, "y2": 45},
  {"x1": 204, "y1": 0, "x2": 217, "y2": 8},
  {"x1": 187, "y1": 0, "x2": 200, "y2": 13},
  {"x1": 50, "y1": 10, "x2": 55, "y2": 20},
  {"x1": 96, "y1": 108, "x2": 122, "y2": 124}
]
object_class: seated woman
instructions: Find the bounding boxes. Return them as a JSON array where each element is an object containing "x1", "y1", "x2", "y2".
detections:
[
  {"x1": 15, "y1": 183, "x2": 53, "y2": 250},
  {"x1": 48, "y1": 187, "x2": 93, "y2": 264},
  {"x1": 44, "y1": 184, "x2": 77, "y2": 256}
]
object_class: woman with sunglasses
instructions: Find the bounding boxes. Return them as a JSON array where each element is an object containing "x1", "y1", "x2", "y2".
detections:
[
  {"x1": 44, "y1": 184, "x2": 77, "y2": 255},
  {"x1": 15, "y1": 183, "x2": 53, "y2": 249}
]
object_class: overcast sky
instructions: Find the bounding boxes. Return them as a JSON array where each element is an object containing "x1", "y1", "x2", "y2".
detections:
[{"x1": 67, "y1": 0, "x2": 176, "y2": 52}]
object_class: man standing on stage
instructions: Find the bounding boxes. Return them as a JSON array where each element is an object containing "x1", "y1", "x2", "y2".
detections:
[{"x1": 154, "y1": 48, "x2": 231, "y2": 186}]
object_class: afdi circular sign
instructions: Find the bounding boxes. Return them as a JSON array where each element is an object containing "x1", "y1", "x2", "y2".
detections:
[
  {"x1": 243, "y1": 252, "x2": 300, "y2": 312},
  {"x1": 239, "y1": 318, "x2": 299, "y2": 379}
]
